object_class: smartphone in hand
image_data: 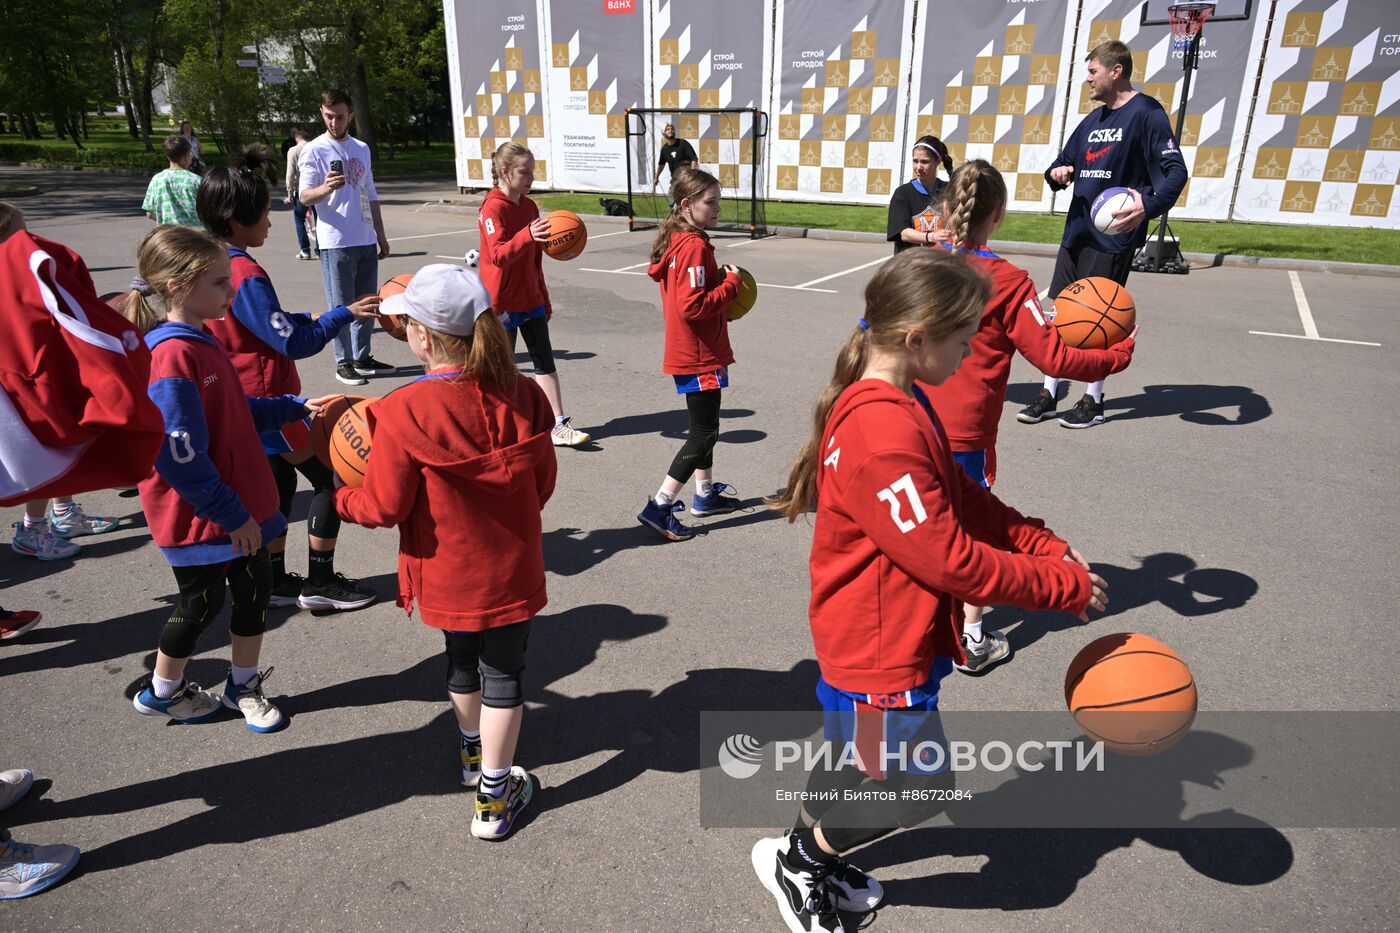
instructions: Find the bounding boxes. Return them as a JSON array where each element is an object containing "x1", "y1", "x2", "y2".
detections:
[{"x1": 330, "y1": 159, "x2": 344, "y2": 175}]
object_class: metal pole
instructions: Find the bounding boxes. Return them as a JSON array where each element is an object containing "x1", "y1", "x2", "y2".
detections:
[
  {"x1": 1150, "y1": 29, "x2": 1198, "y2": 272},
  {"x1": 624, "y1": 108, "x2": 635, "y2": 233}
]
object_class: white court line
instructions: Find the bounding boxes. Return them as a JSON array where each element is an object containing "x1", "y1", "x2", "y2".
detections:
[
  {"x1": 387, "y1": 229, "x2": 475, "y2": 242},
  {"x1": 792, "y1": 256, "x2": 888, "y2": 290},
  {"x1": 1288, "y1": 271, "x2": 1320, "y2": 339},
  {"x1": 610, "y1": 261, "x2": 651, "y2": 272},
  {"x1": 724, "y1": 237, "x2": 770, "y2": 248},
  {"x1": 589, "y1": 229, "x2": 633, "y2": 239},
  {"x1": 1248, "y1": 331, "x2": 1381, "y2": 347},
  {"x1": 580, "y1": 267, "x2": 836, "y2": 293}
]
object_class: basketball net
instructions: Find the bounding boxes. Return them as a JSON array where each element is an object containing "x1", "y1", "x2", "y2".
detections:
[{"x1": 1168, "y1": 1, "x2": 1214, "y2": 50}]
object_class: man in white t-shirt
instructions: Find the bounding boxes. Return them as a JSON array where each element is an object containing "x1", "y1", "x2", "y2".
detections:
[{"x1": 299, "y1": 87, "x2": 394, "y2": 386}]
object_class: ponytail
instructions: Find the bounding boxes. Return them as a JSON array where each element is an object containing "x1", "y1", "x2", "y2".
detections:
[
  {"x1": 405, "y1": 310, "x2": 517, "y2": 391},
  {"x1": 123, "y1": 224, "x2": 226, "y2": 333},
  {"x1": 943, "y1": 159, "x2": 1007, "y2": 250},
  {"x1": 649, "y1": 166, "x2": 721, "y2": 263},
  {"x1": 197, "y1": 145, "x2": 277, "y2": 238}
]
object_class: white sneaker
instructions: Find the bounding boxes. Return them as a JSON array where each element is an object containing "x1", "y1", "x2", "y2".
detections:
[
  {"x1": 751, "y1": 834, "x2": 847, "y2": 932},
  {"x1": 221, "y1": 668, "x2": 284, "y2": 733},
  {"x1": 46, "y1": 503, "x2": 118, "y2": 538},
  {"x1": 955, "y1": 628, "x2": 1012, "y2": 674},
  {"x1": 0, "y1": 838, "x2": 80, "y2": 899},
  {"x1": 550, "y1": 417, "x2": 591, "y2": 447},
  {"x1": 0, "y1": 770, "x2": 34, "y2": 813},
  {"x1": 10, "y1": 522, "x2": 80, "y2": 560},
  {"x1": 132, "y1": 679, "x2": 225, "y2": 723}
]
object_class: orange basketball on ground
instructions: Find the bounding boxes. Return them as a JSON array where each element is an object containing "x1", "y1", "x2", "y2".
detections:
[
  {"x1": 328, "y1": 398, "x2": 377, "y2": 488},
  {"x1": 1052, "y1": 277, "x2": 1136, "y2": 350},
  {"x1": 309, "y1": 395, "x2": 364, "y2": 467},
  {"x1": 542, "y1": 210, "x2": 587, "y2": 260},
  {"x1": 376, "y1": 274, "x2": 414, "y2": 341},
  {"x1": 1065, "y1": 633, "x2": 1197, "y2": 756}
]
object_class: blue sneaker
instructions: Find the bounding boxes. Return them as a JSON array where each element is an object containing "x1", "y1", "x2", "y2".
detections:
[
  {"x1": 0, "y1": 838, "x2": 80, "y2": 899},
  {"x1": 690, "y1": 482, "x2": 742, "y2": 517},
  {"x1": 221, "y1": 668, "x2": 285, "y2": 733},
  {"x1": 132, "y1": 679, "x2": 224, "y2": 724},
  {"x1": 637, "y1": 499, "x2": 696, "y2": 542}
]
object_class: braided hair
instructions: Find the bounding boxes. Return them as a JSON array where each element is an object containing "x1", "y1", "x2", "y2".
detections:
[{"x1": 941, "y1": 159, "x2": 1007, "y2": 250}]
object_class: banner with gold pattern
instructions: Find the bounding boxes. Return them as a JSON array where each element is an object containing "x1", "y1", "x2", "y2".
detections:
[
  {"x1": 542, "y1": 0, "x2": 653, "y2": 192},
  {"x1": 768, "y1": 0, "x2": 916, "y2": 205},
  {"x1": 905, "y1": 0, "x2": 1077, "y2": 212},
  {"x1": 445, "y1": 0, "x2": 552, "y2": 190},
  {"x1": 1234, "y1": 0, "x2": 1400, "y2": 226}
]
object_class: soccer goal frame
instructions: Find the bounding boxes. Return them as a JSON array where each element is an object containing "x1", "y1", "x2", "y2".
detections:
[{"x1": 624, "y1": 107, "x2": 770, "y2": 239}]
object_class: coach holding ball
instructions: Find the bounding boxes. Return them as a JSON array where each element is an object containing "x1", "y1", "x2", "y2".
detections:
[{"x1": 1018, "y1": 39, "x2": 1187, "y2": 429}]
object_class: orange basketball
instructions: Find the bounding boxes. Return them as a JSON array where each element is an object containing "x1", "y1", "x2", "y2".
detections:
[
  {"x1": 1065, "y1": 633, "x2": 1197, "y2": 756},
  {"x1": 376, "y1": 274, "x2": 414, "y2": 341},
  {"x1": 1052, "y1": 277, "x2": 1136, "y2": 350},
  {"x1": 328, "y1": 398, "x2": 377, "y2": 488},
  {"x1": 309, "y1": 395, "x2": 364, "y2": 468},
  {"x1": 542, "y1": 210, "x2": 587, "y2": 260}
]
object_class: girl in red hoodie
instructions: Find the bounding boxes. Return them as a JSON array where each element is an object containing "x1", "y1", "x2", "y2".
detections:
[
  {"x1": 336, "y1": 264, "x2": 557, "y2": 842},
  {"x1": 753, "y1": 249, "x2": 1108, "y2": 932},
  {"x1": 923, "y1": 160, "x2": 1137, "y2": 675},
  {"x1": 477, "y1": 142, "x2": 591, "y2": 448},
  {"x1": 639, "y1": 167, "x2": 742, "y2": 541}
]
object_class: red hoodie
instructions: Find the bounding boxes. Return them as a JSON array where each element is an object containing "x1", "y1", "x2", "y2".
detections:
[
  {"x1": 477, "y1": 189, "x2": 551, "y2": 316},
  {"x1": 809, "y1": 379, "x2": 1091, "y2": 694},
  {"x1": 921, "y1": 248, "x2": 1133, "y2": 451},
  {"x1": 646, "y1": 230, "x2": 739, "y2": 374},
  {"x1": 335, "y1": 371, "x2": 558, "y2": 631}
]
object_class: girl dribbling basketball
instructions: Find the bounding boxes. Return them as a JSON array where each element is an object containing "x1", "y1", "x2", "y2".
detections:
[
  {"x1": 924, "y1": 159, "x2": 1136, "y2": 675},
  {"x1": 753, "y1": 248, "x2": 1108, "y2": 931},
  {"x1": 638, "y1": 167, "x2": 743, "y2": 542}
]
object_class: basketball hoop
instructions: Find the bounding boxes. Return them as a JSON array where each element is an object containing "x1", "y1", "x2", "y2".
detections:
[{"x1": 1168, "y1": 1, "x2": 1214, "y2": 49}]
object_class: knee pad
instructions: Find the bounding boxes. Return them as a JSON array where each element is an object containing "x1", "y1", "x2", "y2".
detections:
[
  {"x1": 158, "y1": 587, "x2": 226, "y2": 659},
  {"x1": 480, "y1": 660, "x2": 525, "y2": 708},
  {"x1": 446, "y1": 659, "x2": 482, "y2": 695},
  {"x1": 897, "y1": 769, "x2": 957, "y2": 829}
]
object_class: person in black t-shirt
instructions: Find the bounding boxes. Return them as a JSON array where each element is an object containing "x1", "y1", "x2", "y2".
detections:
[
  {"x1": 886, "y1": 135, "x2": 955, "y2": 255},
  {"x1": 653, "y1": 123, "x2": 699, "y2": 189}
]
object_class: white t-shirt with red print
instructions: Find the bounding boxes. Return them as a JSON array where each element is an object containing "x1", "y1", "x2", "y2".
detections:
[{"x1": 298, "y1": 133, "x2": 379, "y2": 250}]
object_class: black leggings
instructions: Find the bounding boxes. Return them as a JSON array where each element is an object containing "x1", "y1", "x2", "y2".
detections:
[
  {"x1": 268, "y1": 453, "x2": 341, "y2": 539},
  {"x1": 510, "y1": 317, "x2": 557, "y2": 376},
  {"x1": 443, "y1": 619, "x2": 532, "y2": 709},
  {"x1": 667, "y1": 388, "x2": 721, "y2": 484},
  {"x1": 798, "y1": 752, "x2": 956, "y2": 853},
  {"x1": 158, "y1": 549, "x2": 271, "y2": 659}
]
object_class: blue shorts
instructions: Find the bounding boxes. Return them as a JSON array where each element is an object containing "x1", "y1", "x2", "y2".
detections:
[
  {"x1": 952, "y1": 447, "x2": 995, "y2": 488},
  {"x1": 816, "y1": 656, "x2": 953, "y2": 779},
  {"x1": 672, "y1": 367, "x2": 729, "y2": 394},
  {"x1": 500, "y1": 304, "x2": 547, "y2": 330}
]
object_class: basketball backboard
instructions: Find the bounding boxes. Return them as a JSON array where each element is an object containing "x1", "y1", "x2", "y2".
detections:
[{"x1": 1140, "y1": 0, "x2": 1253, "y2": 25}]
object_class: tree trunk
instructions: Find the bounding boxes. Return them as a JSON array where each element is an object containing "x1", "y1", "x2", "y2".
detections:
[
  {"x1": 114, "y1": 40, "x2": 140, "y2": 139},
  {"x1": 52, "y1": 112, "x2": 67, "y2": 140},
  {"x1": 68, "y1": 116, "x2": 85, "y2": 149},
  {"x1": 345, "y1": 13, "x2": 377, "y2": 160},
  {"x1": 139, "y1": 4, "x2": 161, "y2": 145}
]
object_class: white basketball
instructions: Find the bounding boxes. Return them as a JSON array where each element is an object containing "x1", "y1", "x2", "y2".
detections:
[
  {"x1": 1091, "y1": 187, "x2": 1135, "y2": 234},
  {"x1": 464, "y1": 248, "x2": 480, "y2": 268}
]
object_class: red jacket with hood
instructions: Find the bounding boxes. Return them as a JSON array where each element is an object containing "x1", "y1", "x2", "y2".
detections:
[
  {"x1": 335, "y1": 370, "x2": 557, "y2": 631},
  {"x1": 921, "y1": 247, "x2": 1133, "y2": 451},
  {"x1": 477, "y1": 189, "x2": 551, "y2": 316},
  {"x1": 809, "y1": 379, "x2": 1091, "y2": 694},
  {"x1": 647, "y1": 230, "x2": 739, "y2": 374}
]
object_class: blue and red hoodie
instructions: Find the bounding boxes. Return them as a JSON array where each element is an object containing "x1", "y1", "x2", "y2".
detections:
[
  {"x1": 139, "y1": 321, "x2": 306, "y2": 566},
  {"x1": 205, "y1": 247, "x2": 352, "y2": 453}
]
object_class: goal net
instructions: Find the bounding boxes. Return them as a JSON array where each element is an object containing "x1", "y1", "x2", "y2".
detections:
[{"x1": 624, "y1": 107, "x2": 769, "y2": 238}]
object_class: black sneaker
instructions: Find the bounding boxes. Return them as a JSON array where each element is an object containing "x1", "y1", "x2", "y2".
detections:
[
  {"x1": 1059, "y1": 394, "x2": 1105, "y2": 429},
  {"x1": 1016, "y1": 388, "x2": 1058, "y2": 423},
  {"x1": 353, "y1": 356, "x2": 396, "y2": 376},
  {"x1": 335, "y1": 363, "x2": 368, "y2": 386},
  {"x1": 267, "y1": 572, "x2": 305, "y2": 609},
  {"x1": 751, "y1": 835, "x2": 847, "y2": 932},
  {"x1": 297, "y1": 572, "x2": 377, "y2": 611}
]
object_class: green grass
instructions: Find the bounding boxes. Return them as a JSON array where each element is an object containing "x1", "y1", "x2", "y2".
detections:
[{"x1": 531, "y1": 191, "x2": 1400, "y2": 266}]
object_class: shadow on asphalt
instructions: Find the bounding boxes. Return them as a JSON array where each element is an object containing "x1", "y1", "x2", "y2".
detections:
[
  {"x1": 985, "y1": 552, "x2": 1259, "y2": 655},
  {"x1": 1005, "y1": 382, "x2": 1272, "y2": 426},
  {"x1": 854, "y1": 729, "x2": 1293, "y2": 908},
  {"x1": 586, "y1": 407, "x2": 763, "y2": 443}
]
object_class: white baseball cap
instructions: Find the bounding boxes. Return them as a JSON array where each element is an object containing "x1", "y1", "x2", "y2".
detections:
[{"x1": 378, "y1": 264, "x2": 493, "y2": 337}]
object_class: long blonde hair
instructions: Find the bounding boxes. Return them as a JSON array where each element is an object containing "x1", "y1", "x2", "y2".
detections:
[
  {"x1": 942, "y1": 159, "x2": 1007, "y2": 249},
  {"x1": 406, "y1": 311, "x2": 518, "y2": 390},
  {"x1": 649, "y1": 166, "x2": 720, "y2": 263},
  {"x1": 123, "y1": 224, "x2": 226, "y2": 333},
  {"x1": 770, "y1": 249, "x2": 989, "y2": 520},
  {"x1": 491, "y1": 141, "x2": 533, "y2": 189}
]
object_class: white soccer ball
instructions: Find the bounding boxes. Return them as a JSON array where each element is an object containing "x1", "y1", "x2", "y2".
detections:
[{"x1": 464, "y1": 248, "x2": 480, "y2": 268}]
